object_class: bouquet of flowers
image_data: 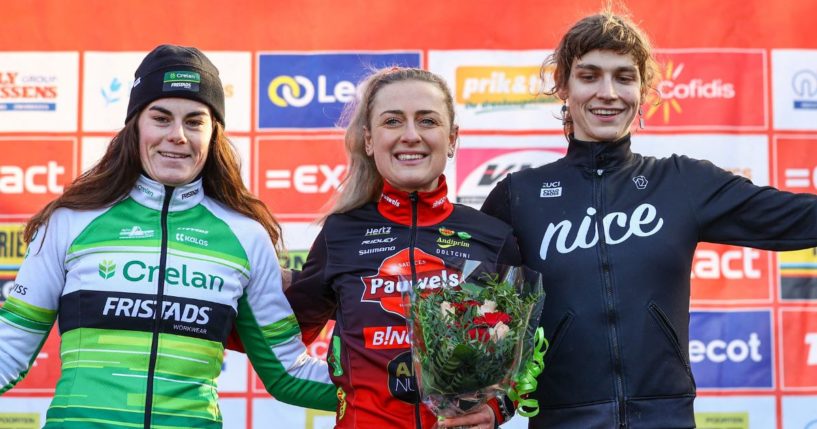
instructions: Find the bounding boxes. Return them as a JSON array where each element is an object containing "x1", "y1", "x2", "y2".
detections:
[{"x1": 401, "y1": 261, "x2": 547, "y2": 419}]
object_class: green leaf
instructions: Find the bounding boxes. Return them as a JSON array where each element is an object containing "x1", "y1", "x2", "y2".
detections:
[
  {"x1": 460, "y1": 282, "x2": 482, "y2": 296},
  {"x1": 98, "y1": 259, "x2": 116, "y2": 279},
  {"x1": 452, "y1": 343, "x2": 477, "y2": 361}
]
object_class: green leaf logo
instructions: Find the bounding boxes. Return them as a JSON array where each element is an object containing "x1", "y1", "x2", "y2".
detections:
[{"x1": 99, "y1": 260, "x2": 116, "y2": 279}]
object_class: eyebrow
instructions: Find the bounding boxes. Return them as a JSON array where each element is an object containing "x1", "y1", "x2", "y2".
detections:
[
  {"x1": 575, "y1": 63, "x2": 638, "y2": 73},
  {"x1": 147, "y1": 105, "x2": 209, "y2": 118},
  {"x1": 378, "y1": 109, "x2": 440, "y2": 117}
]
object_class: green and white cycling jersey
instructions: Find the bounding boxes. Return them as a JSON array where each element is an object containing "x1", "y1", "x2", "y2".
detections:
[{"x1": 0, "y1": 175, "x2": 335, "y2": 429}]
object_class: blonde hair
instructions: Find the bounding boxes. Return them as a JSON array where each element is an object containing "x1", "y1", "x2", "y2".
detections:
[{"x1": 328, "y1": 67, "x2": 456, "y2": 217}]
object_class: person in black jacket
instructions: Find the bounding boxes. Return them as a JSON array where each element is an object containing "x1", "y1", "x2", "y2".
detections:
[
  {"x1": 481, "y1": 10, "x2": 817, "y2": 429},
  {"x1": 285, "y1": 67, "x2": 520, "y2": 429}
]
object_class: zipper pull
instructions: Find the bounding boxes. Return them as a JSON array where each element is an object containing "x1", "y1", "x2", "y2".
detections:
[{"x1": 596, "y1": 169, "x2": 604, "y2": 176}]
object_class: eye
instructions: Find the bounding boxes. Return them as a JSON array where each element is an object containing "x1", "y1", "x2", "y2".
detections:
[
  {"x1": 382, "y1": 117, "x2": 402, "y2": 127},
  {"x1": 618, "y1": 74, "x2": 637, "y2": 83},
  {"x1": 577, "y1": 73, "x2": 596, "y2": 82},
  {"x1": 419, "y1": 117, "x2": 440, "y2": 127},
  {"x1": 186, "y1": 118, "x2": 206, "y2": 128},
  {"x1": 152, "y1": 115, "x2": 171, "y2": 124}
]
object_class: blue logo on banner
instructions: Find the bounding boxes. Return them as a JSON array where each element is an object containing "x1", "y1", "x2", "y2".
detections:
[
  {"x1": 101, "y1": 77, "x2": 125, "y2": 106},
  {"x1": 258, "y1": 52, "x2": 421, "y2": 129},
  {"x1": 689, "y1": 310, "x2": 772, "y2": 389},
  {"x1": 792, "y1": 69, "x2": 817, "y2": 110},
  {"x1": 0, "y1": 102, "x2": 56, "y2": 111}
]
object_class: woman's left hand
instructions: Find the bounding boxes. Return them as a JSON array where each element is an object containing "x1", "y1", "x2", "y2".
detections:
[{"x1": 433, "y1": 404, "x2": 495, "y2": 429}]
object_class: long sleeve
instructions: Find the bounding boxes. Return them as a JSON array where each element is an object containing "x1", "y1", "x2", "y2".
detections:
[
  {"x1": 0, "y1": 217, "x2": 65, "y2": 394},
  {"x1": 481, "y1": 176, "x2": 514, "y2": 226},
  {"x1": 233, "y1": 223, "x2": 336, "y2": 411},
  {"x1": 285, "y1": 229, "x2": 337, "y2": 345},
  {"x1": 677, "y1": 155, "x2": 817, "y2": 250}
]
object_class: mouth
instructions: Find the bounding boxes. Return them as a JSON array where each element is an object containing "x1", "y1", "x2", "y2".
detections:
[
  {"x1": 395, "y1": 153, "x2": 427, "y2": 161},
  {"x1": 589, "y1": 108, "x2": 625, "y2": 117},
  {"x1": 158, "y1": 151, "x2": 190, "y2": 159}
]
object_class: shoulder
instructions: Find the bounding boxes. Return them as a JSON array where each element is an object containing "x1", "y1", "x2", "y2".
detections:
[
  {"x1": 324, "y1": 203, "x2": 378, "y2": 226},
  {"x1": 50, "y1": 205, "x2": 114, "y2": 235},
  {"x1": 200, "y1": 197, "x2": 266, "y2": 233},
  {"x1": 662, "y1": 154, "x2": 722, "y2": 174},
  {"x1": 199, "y1": 197, "x2": 273, "y2": 259},
  {"x1": 506, "y1": 159, "x2": 568, "y2": 185},
  {"x1": 451, "y1": 203, "x2": 512, "y2": 233}
]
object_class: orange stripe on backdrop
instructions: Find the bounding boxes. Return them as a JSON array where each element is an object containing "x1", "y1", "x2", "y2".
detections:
[{"x1": 2, "y1": 0, "x2": 817, "y2": 51}]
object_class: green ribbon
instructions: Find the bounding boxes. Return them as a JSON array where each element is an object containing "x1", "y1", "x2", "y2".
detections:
[{"x1": 507, "y1": 327, "x2": 548, "y2": 418}]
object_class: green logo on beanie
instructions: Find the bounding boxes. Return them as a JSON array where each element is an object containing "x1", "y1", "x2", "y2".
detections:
[{"x1": 164, "y1": 71, "x2": 201, "y2": 83}]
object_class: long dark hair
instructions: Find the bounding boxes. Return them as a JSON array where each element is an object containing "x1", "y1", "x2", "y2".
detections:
[{"x1": 24, "y1": 114, "x2": 282, "y2": 252}]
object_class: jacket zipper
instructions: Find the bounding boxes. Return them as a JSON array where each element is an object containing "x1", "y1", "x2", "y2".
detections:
[
  {"x1": 593, "y1": 168, "x2": 627, "y2": 428},
  {"x1": 408, "y1": 192, "x2": 423, "y2": 429},
  {"x1": 143, "y1": 186, "x2": 173, "y2": 429}
]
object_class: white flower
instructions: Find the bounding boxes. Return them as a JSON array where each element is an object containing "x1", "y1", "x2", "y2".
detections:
[
  {"x1": 441, "y1": 301, "x2": 455, "y2": 317},
  {"x1": 490, "y1": 322, "x2": 510, "y2": 341},
  {"x1": 478, "y1": 300, "x2": 496, "y2": 316}
]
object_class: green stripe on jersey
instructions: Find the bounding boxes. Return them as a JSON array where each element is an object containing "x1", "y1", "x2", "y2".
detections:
[
  {"x1": 261, "y1": 314, "x2": 301, "y2": 345},
  {"x1": 52, "y1": 328, "x2": 224, "y2": 426},
  {"x1": 44, "y1": 403, "x2": 222, "y2": 428},
  {"x1": 236, "y1": 295, "x2": 336, "y2": 411},
  {"x1": 0, "y1": 296, "x2": 56, "y2": 333},
  {"x1": 67, "y1": 198, "x2": 250, "y2": 271}
]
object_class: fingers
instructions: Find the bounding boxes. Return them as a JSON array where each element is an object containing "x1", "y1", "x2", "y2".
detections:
[{"x1": 437, "y1": 404, "x2": 495, "y2": 428}]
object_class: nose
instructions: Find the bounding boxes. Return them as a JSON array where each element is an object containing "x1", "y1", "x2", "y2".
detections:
[
  {"x1": 596, "y1": 75, "x2": 618, "y2": 100},
  {"x1": 166, "y1": 121, "x2": 187, "y2": 144},
  {"x1": 400, "y1": 122, "x2": 421, "y2": 143}
]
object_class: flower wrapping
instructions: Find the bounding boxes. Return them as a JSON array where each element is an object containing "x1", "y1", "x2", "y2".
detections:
[{"x1": 401, "y1": 261, "x2": 545, "y2": 418}]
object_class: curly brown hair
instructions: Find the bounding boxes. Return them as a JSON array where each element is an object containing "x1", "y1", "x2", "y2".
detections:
[{"x1": 542, "y1": 10, "x2": 659, "y2": 124}]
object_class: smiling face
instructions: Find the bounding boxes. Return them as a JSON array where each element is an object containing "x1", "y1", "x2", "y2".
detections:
[
  {"x1": 138, "y1": 98, "x2": 213, "y2": 186},
  {"x1": 559, "y1": 49, "x2": 642, "y2": 142},
  {"x1": 365, "y1": 80, "x2": 457, "y2": 193}
]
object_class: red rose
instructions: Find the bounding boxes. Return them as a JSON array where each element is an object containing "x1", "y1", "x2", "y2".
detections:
[
  {"x1": 468, "y1": 327, "x2": 490, "y2": 342},
  {"x1": 451, "y1": 300, "x2": 481, "y2": 313},
  {"x1": 473, "y1": 312, "x2": 511, "y2": 327}
]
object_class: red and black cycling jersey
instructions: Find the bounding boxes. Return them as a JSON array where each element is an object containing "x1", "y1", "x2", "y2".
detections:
[{"x1": 286, "y1": 176, "x2": 520, "y2": 429}]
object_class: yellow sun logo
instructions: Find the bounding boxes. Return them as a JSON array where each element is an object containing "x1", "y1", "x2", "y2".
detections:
[{"x1": 645, "y1": 61, "x2": 684, "y2": 123}]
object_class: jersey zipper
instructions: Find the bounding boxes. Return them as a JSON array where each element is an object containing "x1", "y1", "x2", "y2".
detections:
[
  {"x1": 408, "y1": 192, "x2": 423, "y2": 429},
  {"x1": 143, "y1": 185, "x2": 173, "y2": 429},
  {"x1": 593, "y1": 167, "x2": 627, "y2": 428}
]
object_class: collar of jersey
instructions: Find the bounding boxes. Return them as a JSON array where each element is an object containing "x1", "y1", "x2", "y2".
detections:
[
  {"x1": 129, "y1": 175, "x2": 205, "y2": 212},
  {"x1": 565, "y1": 133, "x2": 635, "y2": 170},
  {"x1": 377, "y1": 175, "x2": 454, "y2": 227}
]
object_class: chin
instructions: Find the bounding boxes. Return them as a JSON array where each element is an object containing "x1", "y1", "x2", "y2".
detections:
[{"x1": 157, "y1": 176, "x2": 190, "y2": 186}]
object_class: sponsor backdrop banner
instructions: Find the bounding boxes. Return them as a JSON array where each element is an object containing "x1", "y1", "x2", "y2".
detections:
[{"x1": 1, "y1": 1, "x2": 817, "y2": 428}]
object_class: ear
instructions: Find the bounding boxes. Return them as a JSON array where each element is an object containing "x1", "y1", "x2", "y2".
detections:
[
  {"x1": 557, "y1": 87, "x2": 569, "y2": 102},
  {"x1": 448, "y1": 125, "x2": 459, "y2": 156},
  {"x1": 363, "y1": 127, "x2": 373, "y2": 156}
]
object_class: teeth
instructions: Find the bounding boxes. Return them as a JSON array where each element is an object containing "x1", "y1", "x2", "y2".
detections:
[
  {"x1": 160, "y1": 152, "x2": 188, "y2": 159},
  {"x1": 397, "y1": 154, "x2": 425, "y2": 161},
  {"x1": 592, "y1": 109, "x2": 620, "y2": 115}
]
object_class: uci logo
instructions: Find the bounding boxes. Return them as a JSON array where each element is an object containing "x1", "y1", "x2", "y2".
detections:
[{"x1": 267, "y1": 75, "x2": 355, "y2": 107}]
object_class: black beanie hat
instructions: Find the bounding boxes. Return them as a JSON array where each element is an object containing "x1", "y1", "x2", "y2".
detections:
[{"x1": 126, "y1": 44, "x2": 225, "y2": 125}]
